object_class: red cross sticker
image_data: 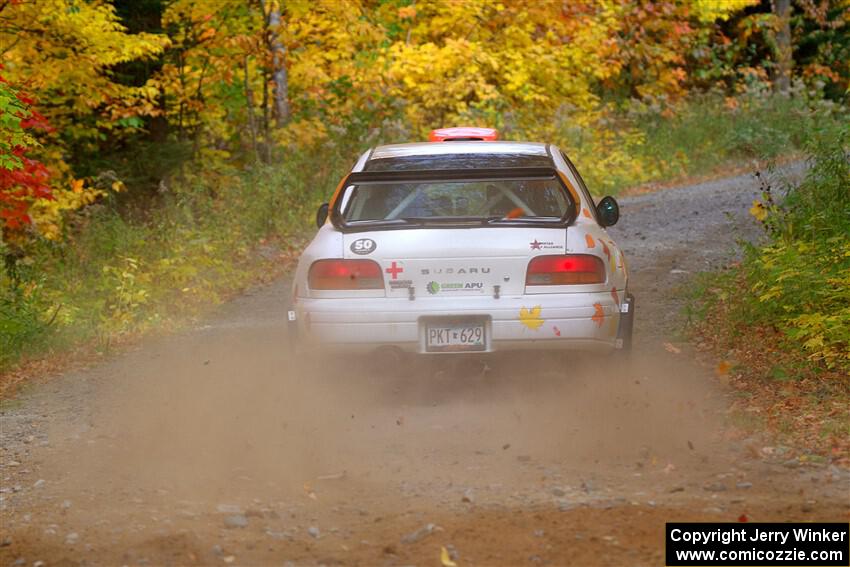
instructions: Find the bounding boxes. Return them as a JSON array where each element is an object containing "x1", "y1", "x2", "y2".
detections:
[{"x1": 385, "y1": 261, "x2": 404, "y2": 280}]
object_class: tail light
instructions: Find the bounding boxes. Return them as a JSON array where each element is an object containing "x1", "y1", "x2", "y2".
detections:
[
  {"x1": 526, "y1": 255, "x2": 605, "y2": 286},
  {"x1": 308, "y1": 259, "x2": 384, "y2": 290}
]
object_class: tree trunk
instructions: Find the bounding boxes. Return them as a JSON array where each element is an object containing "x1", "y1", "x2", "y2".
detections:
[
  {"x1": 262, "y1": 68, "x2": 272, "y2": 163},
  {"x1": 243, "y1": 56, "x2": 260, "y2": 162},
  {"x1": 261, "y1": 0, "x2": 289, "y2": 127},
  {"x1": 772, "y1": 0, "x2": 792, "y2": 94}
]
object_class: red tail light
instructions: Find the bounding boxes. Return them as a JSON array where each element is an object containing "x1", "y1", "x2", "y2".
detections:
[
  {"x1": 526, "y1": 255, "x2": 605, "y2": 286},
  {"x1": 308, "y1": 259, "x2": 384, "y2": 290}
]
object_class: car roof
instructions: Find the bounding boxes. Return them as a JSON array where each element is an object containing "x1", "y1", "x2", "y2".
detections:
[{"x1": 369, "y1": 141, "x2": 548, "y2": 160}]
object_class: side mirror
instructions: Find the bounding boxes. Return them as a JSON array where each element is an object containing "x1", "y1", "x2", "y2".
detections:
[
  {"x1": 315, "y1": 203, "x2": 329, "y2": 228},
  {"x1": 596, "y1": 196, "x2": 619, "y2": 227}
]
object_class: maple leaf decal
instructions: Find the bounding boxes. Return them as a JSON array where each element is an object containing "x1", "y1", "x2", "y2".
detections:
[
  {"x1": 592, "y1": 302, "x2": 604, "y2": 327},
  {"x1": 519, "y1": 305, "x2": 544, "y2": 330}
]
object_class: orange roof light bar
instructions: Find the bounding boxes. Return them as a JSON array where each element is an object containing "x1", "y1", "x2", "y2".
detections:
[{"x1": 428, "y1": 127, "x2": 499, "y2": 142}]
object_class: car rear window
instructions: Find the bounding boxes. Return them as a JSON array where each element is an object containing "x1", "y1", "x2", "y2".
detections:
[
  {"x1": 364, "y1": 153, "x2": 554, "y2": 171},
  {"x1": 339, "y1": 176, "x2": 572, "y2": 227}
]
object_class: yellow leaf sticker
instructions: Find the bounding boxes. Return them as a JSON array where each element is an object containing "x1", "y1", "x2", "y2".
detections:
[{"x1": 519, "y1": 305, "x2": 544, "y2": 330}]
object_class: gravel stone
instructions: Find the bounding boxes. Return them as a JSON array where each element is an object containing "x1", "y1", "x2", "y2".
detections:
[
  {"x1": 223, "y1": 515, "x2": 249, "y2": 529},
  {"x1": 216, "y1": 504, "x2": 243, "y2": 514},
  {"x1": 401, "y1": 523, "x2": 438, "y2": 544}
]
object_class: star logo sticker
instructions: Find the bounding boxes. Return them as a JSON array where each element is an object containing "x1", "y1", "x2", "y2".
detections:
[{"x1": 530, "y1": 239, "x2": 542, "y2": 250}]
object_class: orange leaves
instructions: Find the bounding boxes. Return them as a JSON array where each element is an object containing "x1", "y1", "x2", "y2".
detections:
[
  {"x1": 592, "y1": 302, "x2": 604, "y2": 327},
  {"x1": 197, "y1": 28, "x2": 216, "y2": 42},
  {"x1": 715, "y1": 360, "x2": 732, "y2": 376},
  {"x1": 600, "y1": 240, "x2": 611, "y2": 264},
  {"x1": 398, "y1": 6, "x2": 417, "y2": 20}
]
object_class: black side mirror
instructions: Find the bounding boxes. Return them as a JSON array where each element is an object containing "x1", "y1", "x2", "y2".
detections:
[
  {"x1": 315, "y1": 203, "x2": 329, "y2": 228},
  {"x1": 596, "y1": 196, "x2": 619, "y2": 227}
]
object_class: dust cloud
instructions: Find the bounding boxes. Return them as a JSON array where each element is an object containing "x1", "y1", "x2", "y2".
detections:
[{"x1": 40, "y1": 323, "x2": 726, "y2": 526}]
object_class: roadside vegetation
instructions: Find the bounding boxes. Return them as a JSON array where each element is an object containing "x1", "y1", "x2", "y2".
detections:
[
  {"x1": 1, "y1": 0, "x2": 848, "y2": 381},
  {"x1": 688, "y1": 124, "x2": 850, "y2": 461}
]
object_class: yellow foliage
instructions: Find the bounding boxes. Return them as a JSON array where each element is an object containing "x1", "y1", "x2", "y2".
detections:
[
  {"x1": 276, "y1": 118, "x2": 329, "y2": 149},
  {"x1": 692, "y1": 0, "x2": 760, "y2": 22},
  {"x1": 749, "y1": 200, "x2": 768, "y2": 221},
  {"x1": 0, "y1": 0, "x2": 167, "y2": 145},
  {"x1": 29, "y1": 180, "x2": 107, "y2": 241},
  {"x1": 384, "y1": 0, "x2": 618, "y2": 135}
]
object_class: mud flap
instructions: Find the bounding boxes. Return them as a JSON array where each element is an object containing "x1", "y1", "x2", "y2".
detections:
[
  {"x1": 615, "y1": 293, "x2": 635, "y2": 352},
  {"x1": 286, "y1": 307, "x2": 298, "y2": 354}
]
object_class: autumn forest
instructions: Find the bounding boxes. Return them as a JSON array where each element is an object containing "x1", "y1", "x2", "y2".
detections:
[{"x1": 1, "y1": 0, "x2": 848, "y2": 375}]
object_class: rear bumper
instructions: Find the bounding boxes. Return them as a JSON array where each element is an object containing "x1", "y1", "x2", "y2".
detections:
[{"x1": 292, "y1": 292, "x2": 623, "y2": 354}]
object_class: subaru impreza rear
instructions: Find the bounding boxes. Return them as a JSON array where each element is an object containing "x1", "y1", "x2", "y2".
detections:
[{"x1": 289, "y1": 129, "x2": 633, "y2": 357}]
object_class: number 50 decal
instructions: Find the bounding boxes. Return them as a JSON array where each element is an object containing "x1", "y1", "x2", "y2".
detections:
[{"x1": 350, "y1": 238, "x2": 377, "y2": 255}]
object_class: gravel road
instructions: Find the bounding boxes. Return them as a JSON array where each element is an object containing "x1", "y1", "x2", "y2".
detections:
[{"x1": 1, "y1": 164, "x2": 847, "y2": 567}]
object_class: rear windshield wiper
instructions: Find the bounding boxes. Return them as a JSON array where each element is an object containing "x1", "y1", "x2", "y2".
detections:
[
  {"x1": 484, "y1": 215, "x2": 562, "y2": 224},
  {"x1": 399, "y1": 216, "x2": 491, "y2": 226},
  {"x1": 344, "y1": 218, "x2": 408, "y2": 226}
]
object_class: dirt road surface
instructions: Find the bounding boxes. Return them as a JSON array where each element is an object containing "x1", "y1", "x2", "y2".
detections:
[{"x1": 2, "y1": 167, "x2": 848, "y2": 566}]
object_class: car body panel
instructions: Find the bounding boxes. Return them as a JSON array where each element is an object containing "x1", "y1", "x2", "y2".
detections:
[
  {"x1": 296, "y1": 291, "x2": 620, "y2": 353},
  {"x1": 341, "y1": 227, "x2": 567, "y2": 298},
  {"x1": 292, "y1": 141, "x2": 630, "y2": 355}
]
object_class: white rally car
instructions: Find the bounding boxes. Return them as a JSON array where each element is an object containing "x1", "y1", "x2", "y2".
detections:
[{"x1": 289, "y1": 128, "x2": 633, "y2": 358}]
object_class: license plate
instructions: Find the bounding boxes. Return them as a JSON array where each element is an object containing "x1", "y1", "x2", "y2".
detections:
[{"x1": 426, "y1": 323, "x2": 486, "y2": 352}]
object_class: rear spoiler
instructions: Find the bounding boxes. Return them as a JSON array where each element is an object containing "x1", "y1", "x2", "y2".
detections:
[{"x1": 342, "y1": 167, "x2": 559, "y2": 184}]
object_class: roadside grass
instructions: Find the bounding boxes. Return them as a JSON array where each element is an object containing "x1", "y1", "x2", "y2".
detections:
[
  {"x1": 1, "y1": 89, "x2": 847, "y2": 389},
  {"x1": 569, "y1": 86, "x2": 847, "y2": 196},
  {"x1": 686, "y1": 126, "x2": 850, "y2": 463},
  {"x1": 0, "y1": 148, "x2": 352, "y2": 389}
]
